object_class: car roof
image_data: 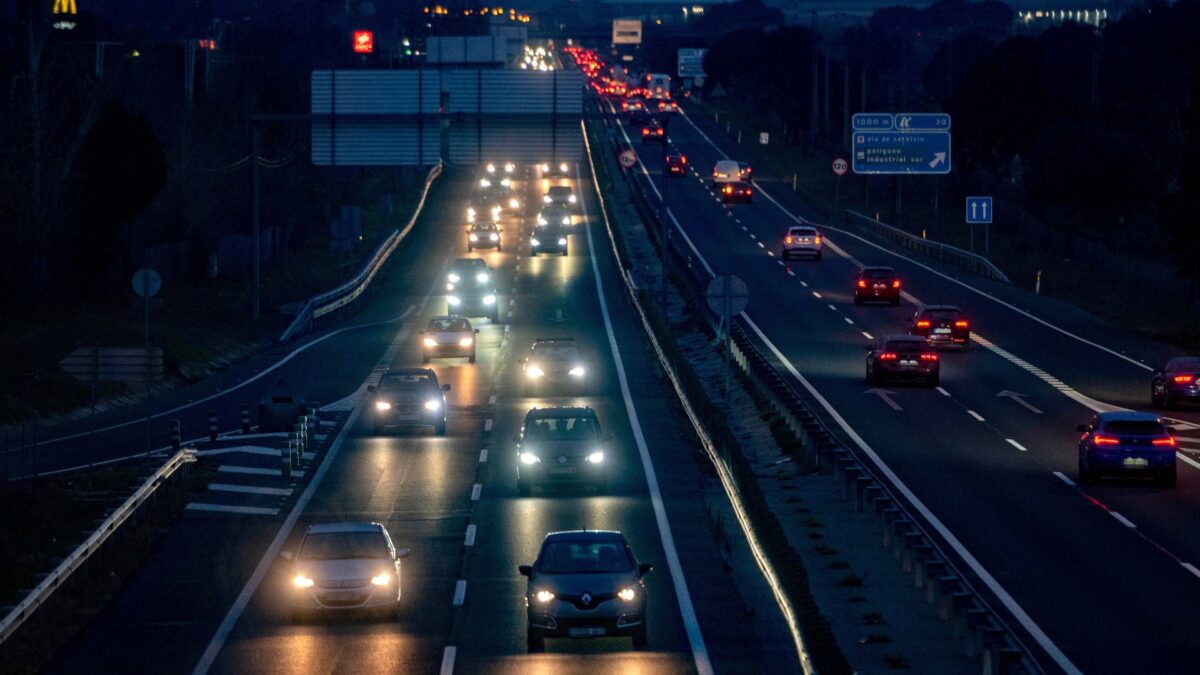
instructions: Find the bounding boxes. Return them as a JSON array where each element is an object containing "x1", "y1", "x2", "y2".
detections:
[
  {"x1": 306, "y1": 522, "x2": 385, "y2": 535},
  {"x1": 544, "y1": 530, "x2": 626, "y2": 542},
  {"x1": 451, "y1": 258, "x2": 487, "y2": 267},
  {"x1": 1166, "y1": 357, "x2": 1200, "y2": 370},
  {"x1": 430, "y1": 315, "x2": 470, "y2": 323},
  {"x1": 470, "y1": 221, "x2": 500, "y2": 228},
  {"x1": 525, "y1": 406, "x2": 596, "y2": 419},
  {"x1": 714, "y1": 159, "x2": 739, "y2": 166},
  {"x1": 788, "y1": 225, "x2": 817, "y2": 232},
  {"x1": 548, "y1": 185, "x2": 572, "y2": 192},
  {"x1": 1097, "y1": 411, "x2": 1164, "y2": 423},
  {"x1": 920, "y1": 304, "x2": 961, "y2": 312},
  {"x1": 861, "y1": 266, "x2": 896, "y2": 273},
  {"x1": 382, "y1": 368, "x2": 435, "y2": 377}
]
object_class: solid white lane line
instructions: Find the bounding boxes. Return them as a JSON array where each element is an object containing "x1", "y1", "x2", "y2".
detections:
[
  {"x1": 967, "y1": 410, "x2": 985, "y2": 422},
  {"x1": 1178, "y1": 454, "x2": 1200, "y2": 471},
  {"x1": 577, "y1": 164, "x2": 714, "y2": 675},
  {"x1": 464, "y1": 524, "x2": 477, "y2": 547},
  {"x1": 936, "y1": 387, "x2": 951, "y2": 397},
  {"x1": 1110, "y1": 512, "x2": 1137, "y2": 529},
  {"x1": 479, "y1": 448, "x2": 488, "y2": 463},
  {"x1": 440, "y1": 646, "x2": 457, "y2": 675},
  {"x1": 1052, "y1": 471, "x2": 1076, "y2": 487},
  {"x1": 1182, "y1": 563, "x2": 1200, "y2": 580},
  {"x1": 471, "y1": 483, "x2": 482, "y2": 501},
  {"x1": 862, "y1": 332, "x2": 874, "y2": 340},
  {"x1": 453, "y1": 580, "x2": 467, "y2": 606},
  {"x1": 185, "y1": 503, "x2": 279, "y2": 516},
  {"x1": 208, "y1": 483, "x2": 293, "y2": 497},
  {"x1": 217, "y1": 465, "x2": 282, "y2": 477},
  {"x1": 484, "y1": 418, "x2": 493, "y2": 432},
  {"x1": 1006, "y1": 439, "x2": 1028, "y2": 452}
]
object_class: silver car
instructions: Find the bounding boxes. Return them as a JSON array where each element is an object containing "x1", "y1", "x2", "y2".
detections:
[
  {"x1": 520, "y1": 530, "x2": 652, "y2": 650},
  {"x1": 781, "y1": 225, "x2": 823, "y2": 261},
  {"x1": 422, "y1": 315, "x2": 478, "y2": 363},
  {"x1": 282, "y1": 522, "x2": 410, "y2": 621}
]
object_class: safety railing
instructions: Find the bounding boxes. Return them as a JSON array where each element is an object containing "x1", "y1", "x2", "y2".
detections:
[
  {"x1": 843, "y1": 209, "x2": 1011, "y2": 283},
  {"x1": 0, "y1": 448, "x2": 196, "y2": 648},
  {"x1": 279, "y1": 161, "x2": 444, "y2": 343}
]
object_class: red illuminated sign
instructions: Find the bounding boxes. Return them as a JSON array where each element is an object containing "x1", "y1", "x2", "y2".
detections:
[{"x1": 353, "y1": 31, "x2": 374, "y2": 54}]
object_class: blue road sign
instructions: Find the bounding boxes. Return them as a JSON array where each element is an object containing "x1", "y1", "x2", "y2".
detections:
[
  {"x1": 852, "y1": 113, "x2": 893, "y2": 131},
  {"x1": 894, "y1": 113, "x2": 951, "y2": 131},
  {"x1": 852, "y1": 131, "x2": 951, "y2": 175},
  {"x1": 965, "y1": 196, "x2": 993, "y2": 224},
  {"x1": 677, "y1": 48, "x2": 707, "y2": 78}
]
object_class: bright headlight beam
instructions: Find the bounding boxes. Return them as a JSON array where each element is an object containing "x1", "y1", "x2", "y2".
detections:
[
  {"x1": 520, "y1": 452, "x2": 541, "y2": 465},
  {"x1": 293, "y1": 575, "x2": 314, "y2": 588},
  {"x1": 374, "y1": 401, "x2": 392, "y2": 411},
  {"x1": 618, "y1": 587, "x2": 636, "y2": 601},
  {"x1": 526, "y1": 365, "x2": 545, "y2": 378},
  {"x1": 371, "y1": 573, "x2": 392, "y2": 586},
  {"x1": 587, "y1": 451, "x2": 604, "y2": 463},
  {"x1": 424, "y1": 400, "x2": 441, "y2": 411},
  {"x1": 535, "y1": 589, "x2": 555, "y2": 603},
  {"x1": 423, "y1": 338, "x2": 437, "y2": 347}
]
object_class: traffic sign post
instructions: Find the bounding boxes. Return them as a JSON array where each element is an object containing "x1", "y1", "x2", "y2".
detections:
[
  {"x1": 966, "y1": 196, "x2": 994, "y2": 257},
  {"x1": 677, "y1": 48, "x2": 707, "y2": 79},
  {"x1": 832, "y1": 157, "x2": 848, "y2": 204},
  {"x1": 619, "y1": 149, "x2": 637, "y2": 169},
  {"x1": 852, "y1": 113, "x2": 952, "y2": 175},
  {"x1": 706, "y1": 275, "x2": 748, "y2": 408},
  {"x1": 132, "y1": 267, "x2": 162, "y2": 452}
]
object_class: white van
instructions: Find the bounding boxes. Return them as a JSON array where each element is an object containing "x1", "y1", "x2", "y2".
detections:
[{"x1": 712, "y1": 160, "x2": 740, "y2": 186}]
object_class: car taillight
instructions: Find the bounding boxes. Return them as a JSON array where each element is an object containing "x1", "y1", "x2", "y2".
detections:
[
  {"x1": 920, "y1": 353, "x2": 939, "y2": 361},
  {"x1": 892, "y1": 280, "x2": 901, "y2": 288},
  {"x1": 915, "y1": 320, "x2": 931, "y2": 328},
  {"x1": 723, "y1": 186, "x2": 732, "y2": 193},
  {"x1": 1173, "y1": 374, "x2": 1195, "y2": 384},
  {"x1": 954, "y1": 320, "x2": 969, "y2": 328},
  {"x1": 681, "y1": 156, "x2": 687, "y2": 164},
  {"x1": 857, "y1": 280, "x2": 867, "y2": 288},
  {"x1": 1152, "y1": 437, "x2": 1177, "y2": 447},
  {"x1": 879, "y1": 352, "x2": 897, "y2": 360},
  {"x1": 1093, "y1": 435, "x2": 1120, "y2": 445}
]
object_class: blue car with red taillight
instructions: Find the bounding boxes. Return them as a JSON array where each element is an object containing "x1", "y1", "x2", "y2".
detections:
[
  {"x1": 1150, "y1": 356, "x2": 1200, "y2": 410},
  {"x1": 1077, "y1": 412, "x2": 1177, "y2": 487}
]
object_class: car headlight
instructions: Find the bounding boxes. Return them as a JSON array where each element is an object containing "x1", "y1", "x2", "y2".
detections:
[
  {"x1": 618, "y1": 587, "x2": 636, "y2": 601},
  {"x1": 424, "y1": 400, "x2": 441, "y2": 411},
  {"x1": 423, "y1": 338, "x2": 437, "y2": 348},
  {"x1": 293, "y1": 574, "x2": 315, "y2": 588},
  {"x1": 537, "y1": 215, "x2": 547, "y2": 225},
  {"x1": 561, "y1": 217, "x2": 570, "y2": 226},
  {"x1": 489, "y1": 233, "x2": 499, "y2": 241},
  {"x1": 568, "y1": 194, "x2": 576, "y2": 203},
  {"x1": 458, "y1": 337, "x2": 474, "y2": 347},
  {"x1": 469, "y1": 233, "x2": 479, "y2": 241},
  {"x1": 526, "y1": 365, "x2": 545, "y2": 378},
  {"x1": 535, "y1": 589, "x2": 555, "y2": 603},
  {"x1": 480, "y1": 178, "x2": 491, "y2": 187},
  {"x1": 558, "y1": 237, "x2": 567, "y2": 245},
  {"x1": 483, "y1": 294, "x2": 496, "y2": 305},
  {"x1": 540, "y1": 163, "x2": 550, "y2": 172},
  {"x1": 505, "y1": 163, "x2": 515, "y2": 173},
  {"x1": 559, "y1": 163, "x2": 568, "y2": 172},
  {"x1": 448, "y1": 295, "x2": 461, "y2": 306},
  {"x1": 477, "y1": 272, "x2": 489, "y2": 283},
  {"x1": 371, "y1": 573, "x2": 392, "y2": 586},
  {"x1": 544, "y1": 195, "x2": 552, "y2": 203},
  {"x1": 491, "y1": 206, "x2": 502, "y2": 218},
  {"x1": 467, "y1": 208, "x2": 476, "y2": 220},
  {"x1": 486, "y1": 163, "x2": 495, "y2": 173},
  {"x1": 587, "y1": 451, "x2": 604, "y2": 464},
  {"x1": 508, "y1": 198, "x2": 519, "y2": 208},
  {"x1": 531, "y1": 238, "x2": 541, "y2": 246},
  {"x1": 569, "y1": 366, "x2": 586, "y2": 377},
  {"x1": 375, "y1": 401, "x2": 392, "y2": 411},
  {"x1": 520, "y1": 452, "x2": 541, "y2": 465},
  {"x1": 448, "y1": 273, "x2": 461, "y2": 283}
]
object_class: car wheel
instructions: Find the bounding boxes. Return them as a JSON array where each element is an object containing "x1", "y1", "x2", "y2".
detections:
[
  {"x1": 527, "y1": 627, "x2": 545, "y2": 651},
  {"x1": 595, "y1": 477, "x2": 608, "y2": 494},
  {"x1": 781, "y1": 250, "x2": 788, "y2": 261},
  {"x1": 1161, "y1": 468, "x2": 1178, "y2": 488},
  {"x1": 435, "y1": 420, "x2": 447, "y2": 436},
  {"x1": 1163, "y1": 393, "x2": 1175, "y2": 410},
  {"x1": 891, "y1": 297, "x2": 901, "y2": 306},
  {"x1": 498, "y1": 244, "x2": 503, "y2": 252},
  {"x1": 927, "y1": 373, "x2": 939, "y2": 387},
  {"x1": 289, "y1": 607, "x2": 309, "y2": 624},
  {"x1": 531, "y1": 250, "x2": 538, "y2": 257},
  {"x1": 1150, "y1": 386, "x2": 1163, "y2": 408},
  {"x1": 854, "y1": 295, "x2": 863, "y2": 306},
  {"x1": 491, "y1": 310, "x2": 500, "y2": 323},
  {"x1": 1077, "y1": 456, "x2": 1091, "y2": 485},
  {"x1": 518, "y1": 480, "x2": 532, "y2": 497},
  {"x1": 469, "y1": 351, "x2": 476, "y2": 364},
  {"x1": 632, "y1": 623, "x2": 648, "y2": 647}
]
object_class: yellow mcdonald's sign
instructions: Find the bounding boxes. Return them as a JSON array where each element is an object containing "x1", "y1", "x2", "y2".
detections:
[{"x1": 53, "y1": 0, "x2": 77, "y2": 15}]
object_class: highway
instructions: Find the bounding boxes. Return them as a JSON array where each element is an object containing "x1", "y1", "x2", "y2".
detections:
[
  {"x1": 606, "y1": 98, "x2": 1200, "y2": 674},
  {"x1": 44, "y1": 166, "x2": 785, "y2": 673}
]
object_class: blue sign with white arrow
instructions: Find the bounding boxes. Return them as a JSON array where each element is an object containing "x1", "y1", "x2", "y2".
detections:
[
  {"x1": 965, "y1": 196, "x2": 993, "y2": 224},
  {"x1": 852, "y1": 131, "x2": 951, "y2": 175}
]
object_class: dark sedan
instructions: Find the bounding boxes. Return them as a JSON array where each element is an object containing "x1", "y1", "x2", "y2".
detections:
[
  {"x1": 866, "y1": 336, "x2": 939, "y2": 387},
  {"x1": 909, "y1": 304, "x2": 970, "y2": 348},
  {"x1": 719, "y1": 181, "x2": 753, "y2": 204},
  {"x1": 854, "y1": 266, "x2": 901, "y2": 305},
  {"x1": 1151, "y1": 356, "x2": 1200, "y2": 409}
]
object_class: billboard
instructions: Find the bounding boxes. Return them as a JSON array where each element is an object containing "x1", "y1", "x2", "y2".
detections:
[{"x1": 612, "y1": 19, "x2": 642, "y2": 45}]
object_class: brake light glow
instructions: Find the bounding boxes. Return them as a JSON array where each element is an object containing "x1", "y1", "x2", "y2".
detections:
[
  {"x1": 915, "y1": 320, "x2": 931, "y2": 328},
  {"x1": 1152, "y1": 437, "x2": 1177, "y2": 447},
  {"x1": 1173, "y1": 375, "x2": 1195, "y2": 384},
  {"x1": 920, "y1": 353, "x2": 939, "y2": 361},
  {"x1": 955, "y1": 320, "x2": 970, "y2": 328},
  {"x1": 857, "y1": 279, "x2": 867, "y2": 288},
  {"x1": 892, "y1": 280, "x2": 901, "y2": 288},
  {"x1": 879, "y1": 352, "x2": 898, "y2": 360},
  {"x1": 1093, "y1": 435, "x2": 1120, "y2": 445}
]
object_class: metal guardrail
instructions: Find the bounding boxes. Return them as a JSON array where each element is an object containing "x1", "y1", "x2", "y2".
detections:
[
  {"x1": 0, "y1": 448, "x2": 196, "y2": 648},
  {"x1": 843, "y1": 209, "x2": 1011, "y2": 283},
  {"x1": 279, "y1": 161, "x2": 444, "y2": 343}
]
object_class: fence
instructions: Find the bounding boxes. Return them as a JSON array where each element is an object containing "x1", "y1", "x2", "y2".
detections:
[
  {"x1": 279, "y1": 161, "x2": 444, "y2": 343},
  {"x1": 843, "y1": 210, "x2": 1011, "y2": 283}
]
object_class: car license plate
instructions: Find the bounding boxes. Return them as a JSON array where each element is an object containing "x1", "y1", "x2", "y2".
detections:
[
  {"x1": 934, "y1": 328, "x2": 951, "y2": 334},
  {"x1": 550, "y1": 467, "x2": 577, "y2": 474},
  {"x1": 324, "y1": 591, "x2": 362, "y2": 602},
  {"x1": 569, "y1": 627, "x2": 606, "y2": 637},
  {"x1": 899, "y1": 360, "x2": 918, "y2": 367},
  {"x1": 1123, "y1": 457, "x2": 1149, "y2": 468}
]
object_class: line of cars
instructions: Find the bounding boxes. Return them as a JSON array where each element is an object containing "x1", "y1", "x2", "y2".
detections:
[{"x1": 286, "y1": 154, "x2": 656, "y2": 650}]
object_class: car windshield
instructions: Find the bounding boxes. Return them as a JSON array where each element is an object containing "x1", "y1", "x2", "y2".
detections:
[
  {"x1": 525, "y1": 415, "x2": 599, "y2": 441},
  {"x1": 451, "y1": 261, "x2": 486, "y2": 274},
  {"x1": 380, "y1": 374, "x2": 432, "y2": 390},
  {"x1": 885, "y1": 340, "x2": 927, "y2": 352},
  {"x1": 539, "y1": 540, "x2": 633, "y2": 574},
  {"x1": 923, "y1": 310, "x2": 961, "y2": 322},
  {"x1": 548, "y1": 187, "x2": 572, "y2": 197},
  {"x1": 299, "y1": 531, "x2": 389, "y2": 560},
  {"x1": 1167, "y1": 358, "x2": 1200, "y2": 371},
  {"x1": 1103, "y1": 420, "x2": 1165, "y2": 434},
  {"x1": 532, "y1": 343, "x2": 578, "y2": 359},
  {"x1": 471, "y1": 224, "x2": 499, "y2": 232},
  {"x1": 430, "y1": 318, "x2": 468, "y2": 332},
  {"x1": 790, "y1": 229, "x2": 817, "y2": 237},
  {"x1": 864, "y1": 269, "x2": 895, "y2": 279}
]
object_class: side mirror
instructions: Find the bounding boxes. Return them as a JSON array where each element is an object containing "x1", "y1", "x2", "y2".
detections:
[
  {"x1": 367, "y1": 385, "x2": 377, "y2": 393},
  {"x1": 396, "y1": 548, "x2": 411, "y2": 559},
  {"x1": 638, "y1": 563, "x2": 653, "y2": 577},
  {"x1": 518, "y1": 565, "x2": 533, "y2": 577},
  {"x1": 441, "y1": 384, "x2": 451, "y2": 392},
  {"x1": 1076, "y1": 424, "x2": 1089, "y2": 433}
]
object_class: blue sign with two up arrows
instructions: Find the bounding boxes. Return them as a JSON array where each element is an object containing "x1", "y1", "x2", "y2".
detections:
[
  {"x1": 852, "y1": 113, "x2": 951, "y2": 175},
  {"x1": 965, "y1": 196, "x2": 993, "y2": 224}
]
